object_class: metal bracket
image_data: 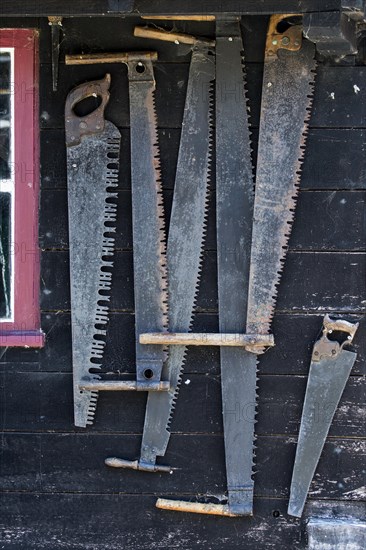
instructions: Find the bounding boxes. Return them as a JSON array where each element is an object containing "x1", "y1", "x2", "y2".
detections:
[{"x1": 48, "y1": 16, "x2": 63, "y2": 92}]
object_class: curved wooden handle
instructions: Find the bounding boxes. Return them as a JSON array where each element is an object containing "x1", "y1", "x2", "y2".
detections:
[{"x1": 65, "y1": 74, "x2": 110, "y2": 146}]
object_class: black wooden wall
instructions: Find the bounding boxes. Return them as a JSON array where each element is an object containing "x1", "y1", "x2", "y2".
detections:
[{"x1": 0, "y1": 14, "x2": 365, "y2": 549}]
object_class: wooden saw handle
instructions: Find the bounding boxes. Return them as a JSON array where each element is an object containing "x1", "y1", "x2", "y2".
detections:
[
  {"x1": 156, "y1": 499, "x2": 239, "y2": 517},
  {"x1": 134, "y1": 26, "x2": 215, "y2": 47},
  {"x1": 65, "y1": 74, "x2": 110, "y2": 146},
  {"x1": 65, "y1": 51, "x2": 158, "y2": 65}
]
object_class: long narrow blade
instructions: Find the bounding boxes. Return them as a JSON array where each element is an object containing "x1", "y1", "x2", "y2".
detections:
[
  {"x1": 68, "y1": 107, "x2": 120, "y2": 427},
  {"x1": 288, "y1": 349, "x2": 357, "y2": 517},
  {"x1": 247, "y1": 39, "x2": 316, "y2": 335},
  {"x1": 128, "y1": 59, "x2": 168, "y2": 386},
  {"x1": 216, "y1": 18, "x2": 256, "y2": 516},
  {"x1": 139, "y1": 44, "x2": 214, "y2": 467}
]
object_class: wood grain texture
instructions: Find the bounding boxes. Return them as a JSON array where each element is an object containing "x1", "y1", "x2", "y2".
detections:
[
  {"x1": 39, "y1": 63, "x2": 366, "y2": 130},
  {"x1": 0, "y1": 372, "x2": 364, "y2": 437},
  {"x1": 39, "y1": 128, "x2": 366, "y2": 191},
  {"x1": 39, "y1": 249, "x2": 366, "y2": 313},
  {"x1": 0, "y1": 13, "x2": 365, "y2": 549}
]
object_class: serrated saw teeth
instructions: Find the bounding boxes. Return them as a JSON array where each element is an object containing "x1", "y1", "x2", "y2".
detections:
[
  {"x1": 127, "y1": 56, "x2": 169, "y2": 386},
  {"x1": 66, "y1": 76, "x2": 121, "y2": 428},
  {"x1": 137, "y1": 44, "x2": 215, "y2": 468},
  {"x1": 246, "y1": 36, "x2": 317, "y2": 336}
]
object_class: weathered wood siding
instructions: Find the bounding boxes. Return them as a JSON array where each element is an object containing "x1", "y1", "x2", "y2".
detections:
[{"x1": 0, "y1": 14, "x2": 365, "y2": 549}]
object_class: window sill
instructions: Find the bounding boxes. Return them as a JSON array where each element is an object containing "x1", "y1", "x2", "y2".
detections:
[{"x1": 0, "y1": 330, "x2": 45, "y2": 347}]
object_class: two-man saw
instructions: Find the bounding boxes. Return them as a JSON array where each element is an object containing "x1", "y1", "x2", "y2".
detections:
[
  {"x1": 157, "y1": 14, "x2": 317, "y2": 516},
  {"x1": 66, "y1": 51, "x2": 170, "y2": 430},
  {"x1": 105, "y1": 25, "x2": 216, "y2": 472}
]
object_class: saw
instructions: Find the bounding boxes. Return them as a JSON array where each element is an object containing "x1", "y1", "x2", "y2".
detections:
[
  {"x1": 156, "y1": 16, "x2": 257, "y2": 516},
  {"x1": 156, "y1": 14, "x2": 317, "y2": 516},
  {"x1": 66, "y1": 53, "x2": 171, "y2": 429},
  {"x1": 66, "y1": 75, "x2": 122, "y2": 427},
  {"x1": 104, "y1": 26, "x2": 216, "y2": 473},
  {"x1": 288, "y1": 315, "x2": 358, "y2": 518},
  {"x1": 245, "y1": 15, "x2": 316, "y2": 343}
]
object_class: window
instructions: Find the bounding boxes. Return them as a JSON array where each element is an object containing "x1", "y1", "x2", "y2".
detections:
[{"x1": 0, "y1": 29, "x2": 44, "y2": 347}]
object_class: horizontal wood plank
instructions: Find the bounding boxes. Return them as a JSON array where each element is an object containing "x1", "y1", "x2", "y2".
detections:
[
  {"x1": 1, "y1": 313, "x2": 361, "y2": 376},
  {"x1": 40, "y1": 128, "x2": 366, "y2": 191},
  {"x1": 40, "y1": 188, "x2": 366, "y2": 252},
  {"x1": 0, "y1": 493, "x2": 307, "y2": 550},
  {"x1": 40, "y1": 250, "x2": 366, "y2": 313},
  {"x1": 0, "y1": 433, "x2": 363, "y2": 501},
  {"x1": 40, "y1": 64, "x2": 366, "y2": 130},
  {"x1": 0, "y1": 371, "x2": 363, "y2": 437}
]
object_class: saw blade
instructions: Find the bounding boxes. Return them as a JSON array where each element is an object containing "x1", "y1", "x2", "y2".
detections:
[
  {"x1": 246, "y1": 35, "x2": 317, "y2": 337},
  {"x1": 288, "y1": 316, "x2": 359, "y2": 517},
  {"x1": 139, "y1": 43, "x2": 215, "y2": 467},
  {"x1": 127, "y1": 58, "x2": 168, "y2": 387},
  {"x1": 66, "y1": 75, "x2": 121, "y2": 427},
  {"x1": 215, "y1": 18, "x2": 256, "y2": 516},
  {"x1": 288, "y1": 349, "x2": 356, "y2": 517}
]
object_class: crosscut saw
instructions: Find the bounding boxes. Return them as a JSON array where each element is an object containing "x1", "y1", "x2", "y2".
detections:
[
  {"x1": 104, "y1": 25, "x2": 216, "y2": 473},
  {"x1": 66, "y1": 53, "x2": 170, "y2": 429},
  {"x1": 288, "y1": 315, "x2": 358, "y2": 518},
  {"x1": 157, "y1": 14, "x2": 317, "y2": 516},
  {"x1": 156, "y1": 16, "x2": 257, "y2": 517}
]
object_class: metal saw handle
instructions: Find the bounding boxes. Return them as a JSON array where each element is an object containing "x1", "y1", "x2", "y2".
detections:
[{"x1": 65, "y1": 73, "x2": 110, "y2": 146}]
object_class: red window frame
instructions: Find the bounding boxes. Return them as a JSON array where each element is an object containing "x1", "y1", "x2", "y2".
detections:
[{"x1": 0, "y1": 29, "x2": 44, "y2": 347}]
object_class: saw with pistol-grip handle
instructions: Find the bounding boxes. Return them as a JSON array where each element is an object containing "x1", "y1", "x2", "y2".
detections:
[
  {"x1": 66, "y1": 75, "x2": 125, "y2": 427},
  {"x1": 288, "y1": 315, "x2": 359, "y2": 518}
]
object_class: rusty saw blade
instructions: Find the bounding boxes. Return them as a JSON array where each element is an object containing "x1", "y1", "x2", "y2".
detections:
[
  {"x1": 139, "y1": 41, "x2": 214, "y2": 471},
  {"x1": 215, "y1": 17, "x2": 256, "y2": 516},
  {"x1": 127, "y1": 57, "x2": 169, "y2": 389},
  {"x1": 66, "y1": 75, "x2": 121, "y2": 427},
  {"x1": 246, "y1": 15, "x2": 317, "y2": 342},
  {"x1": 105, "y1": 31, "x2": 214, "y2": 472}
]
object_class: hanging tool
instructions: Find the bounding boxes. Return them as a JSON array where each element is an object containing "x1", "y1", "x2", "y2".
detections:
[
  {"x1": 66, "y1": 52, "x2": 169, "y2": 426},
  {"x1": 288, "y1": 315, "x2": 358, "y2": 518},
  {"x1": 48, "y1": 16, "x2": 63, "y2": 92},
  {"x1": 213, "y1": 15, "x2": 256, "y2": 517},
  {"x1": 155, "y1": 13, "x2": 317, "y2": 516},
  {"x1": 245, "y1": 14, "x2": 316, "y2": 346},
  {"x1": 154, "y1": 16, "x2": 257, "y2": 516},
  {"x1": 66, "y1": 51, "x2": 170, "y2": 392},
  {"x1": 104, "y1": 25, "x2": 215, "y2": 473},
  {"x1": 66, "y1": 75, "x2": 122, "y2": 427}
]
